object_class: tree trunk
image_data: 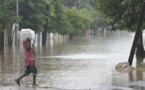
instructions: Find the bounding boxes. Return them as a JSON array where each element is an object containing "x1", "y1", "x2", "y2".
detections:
[
  {"x1": 42, "y1": 21, "x2": 48, "y2": 46},
  {"x1": 8, "y1": 29, "x2": 13, "y2": 46},
  {"x1": 128, "y1": 1, "x2": 145, "y2": 66},
  {"x1": 8, "y1": 35, "x2": 12, "y2": 46},
  {"x1": 136, "y1": 31, "x2": 145, "y2": 58},
  {"x1": 0, "y1": 31, "x2": 4, "y2": 52},
  {"x1": 42, "y1": 29, "x2": 47, "y2": 46}
]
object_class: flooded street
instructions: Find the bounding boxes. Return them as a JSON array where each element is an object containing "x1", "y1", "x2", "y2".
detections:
[{"x1": 0, "y1": 31, "x2": 145, "y2": 90}]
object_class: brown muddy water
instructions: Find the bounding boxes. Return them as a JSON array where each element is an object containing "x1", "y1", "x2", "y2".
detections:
[{"x1": 0, "y1": 31, "x2": 145, "y2": 90}]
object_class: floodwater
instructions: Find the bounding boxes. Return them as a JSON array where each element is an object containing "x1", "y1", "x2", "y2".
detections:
[{"x1": 0, "y1": 30, "x2": 145, "y2": 90}]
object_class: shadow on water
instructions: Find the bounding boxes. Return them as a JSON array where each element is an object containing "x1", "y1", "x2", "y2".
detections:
[{"x1": 1, "y1": 31, "x2": 145, "y2": 89}]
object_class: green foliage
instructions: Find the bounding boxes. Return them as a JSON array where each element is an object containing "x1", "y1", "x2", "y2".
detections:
[
  {"x1": 19, "y1": 0, "x2": 46, "y2": 32},
  {"x1": 64, "y1": 0, "x2": 82, "y2": 9},
  {"x1": 47, "y1": 0, "x2": 93, "y2": 35},
  {"x1": 90, "y1": 9, "x2": 108, "y2": 30},
  {"x1": 64, "y1": 0, "x2": 108, "y2": 30},
  {"x1": 47, "y1": 0, "x2": 66, "y2": 34},
  {"x1": 65, "y1": 7, "x2": 92, "y2": 35},
  {"x1": 0, "y1": 0, "x2": 106, "y2": 36},
  {"x1": 90, "y1": 0, "x2": 145, "y2": 31},
  {"x1": 0, "y1": 0, "x2": 16, "y2": 31}
]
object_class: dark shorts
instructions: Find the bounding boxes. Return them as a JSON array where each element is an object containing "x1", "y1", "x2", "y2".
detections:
[{"x1": 24, "y1": 65, "x2": 37, "y2": 76}]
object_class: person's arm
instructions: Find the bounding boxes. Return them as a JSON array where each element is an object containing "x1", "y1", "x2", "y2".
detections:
[
  {"x1": 23, "y1": 40, "x2": 31, "y2": 51},
  {"x1": 32, "y1": 37, "x2": 35, "y2": 46},
  {"x1": 32, "y1": 42, "x2": 36, "y2": 56}
]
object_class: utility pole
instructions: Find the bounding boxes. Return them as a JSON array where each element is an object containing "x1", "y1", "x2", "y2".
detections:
[
  {"x1": 15, "y1": 0, "x2": 19, "y2": 46},
  {"x1": 128, "y1": 1, "x2": 145, "y2": 66}
]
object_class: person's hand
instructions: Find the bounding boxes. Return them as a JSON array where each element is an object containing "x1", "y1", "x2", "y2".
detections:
[
  {"x1": 33, "y1": 38, "x2": 35, "y2": 45},
  {"x1": 34, "y1": 39, "x2": 35, "y2": 43},
  {"x1": 26, "y1": 38, "x2": 31, "y2": 42}
]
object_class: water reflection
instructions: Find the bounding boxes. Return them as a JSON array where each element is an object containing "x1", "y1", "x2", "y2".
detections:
[
  {"x1": 128, "y1": 57, "x2": 144, "y2": 81},
  {"x1": 127, "y1": 57, "x2": 144, "y2": 89},
  {"x1": 1, "y1": 31, "x2": 145, "y2": 89}
]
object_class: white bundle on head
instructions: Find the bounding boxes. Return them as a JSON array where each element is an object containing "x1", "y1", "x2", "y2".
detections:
[
  {"x1": 20, "y1": 28, "x2": 36, "y2": 46},
  {"x1": 21, "y1": 28, "x2": 35, "y2": 41}
]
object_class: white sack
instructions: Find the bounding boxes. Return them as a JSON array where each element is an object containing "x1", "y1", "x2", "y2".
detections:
[{"x1": 21, "y1": 28, "x2": 35, "y2": 41}]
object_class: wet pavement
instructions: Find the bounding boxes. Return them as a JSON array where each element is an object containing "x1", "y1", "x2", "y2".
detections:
[{"x1": 1, "y1": 31, "x2": 145, "y2": 90}]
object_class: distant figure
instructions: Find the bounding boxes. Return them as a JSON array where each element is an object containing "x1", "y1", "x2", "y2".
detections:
[{"x1": 15, "y1": 37, "x2": 38, "y2": 87}]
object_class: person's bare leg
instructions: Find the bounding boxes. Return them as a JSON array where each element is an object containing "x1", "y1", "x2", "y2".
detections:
[
  {"x1": 32, "y1": 75, "x2": 38, "y2": 88},
  {"x1": 15, "y1": 74, "x2": 26, "y2": 86}
]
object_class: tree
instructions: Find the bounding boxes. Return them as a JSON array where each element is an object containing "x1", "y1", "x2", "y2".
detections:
[
  {"x1": 47, "y1": 0, "x2": 91, "y2": 36},
  {"x1": 90, "y1": 9, "x2": 108, "y2": 30},
  {"x1": 41, "y1": 0, "x2": 54, "y2": 45},
  {"x1": 19, "y1": 0, "x2": 46, "y2": 32},
  {"x1": 0, "y1": 0, "x2": 16, "y2": 30},
  {"x1": 90, "y1": 0, "x2": 145, "y2": 57},
  {"x1": 19, "y1": 0, "x2": 51, "y2": 45},
  {"x1": 0, "y1": 0, "x2": 16, "y2": 50},
  {"x1": 64, "y1": 0, "x2": 108, "y2": 31},
  {"x1": 65, "y1": 7, "x2": 92, "y2": 38},
  {"x1": 48, "y1": 0, "x2": 71, "y2": 35},
  {"x1": 89, "y1": 0, "x2": 145, "y2": 31}
]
